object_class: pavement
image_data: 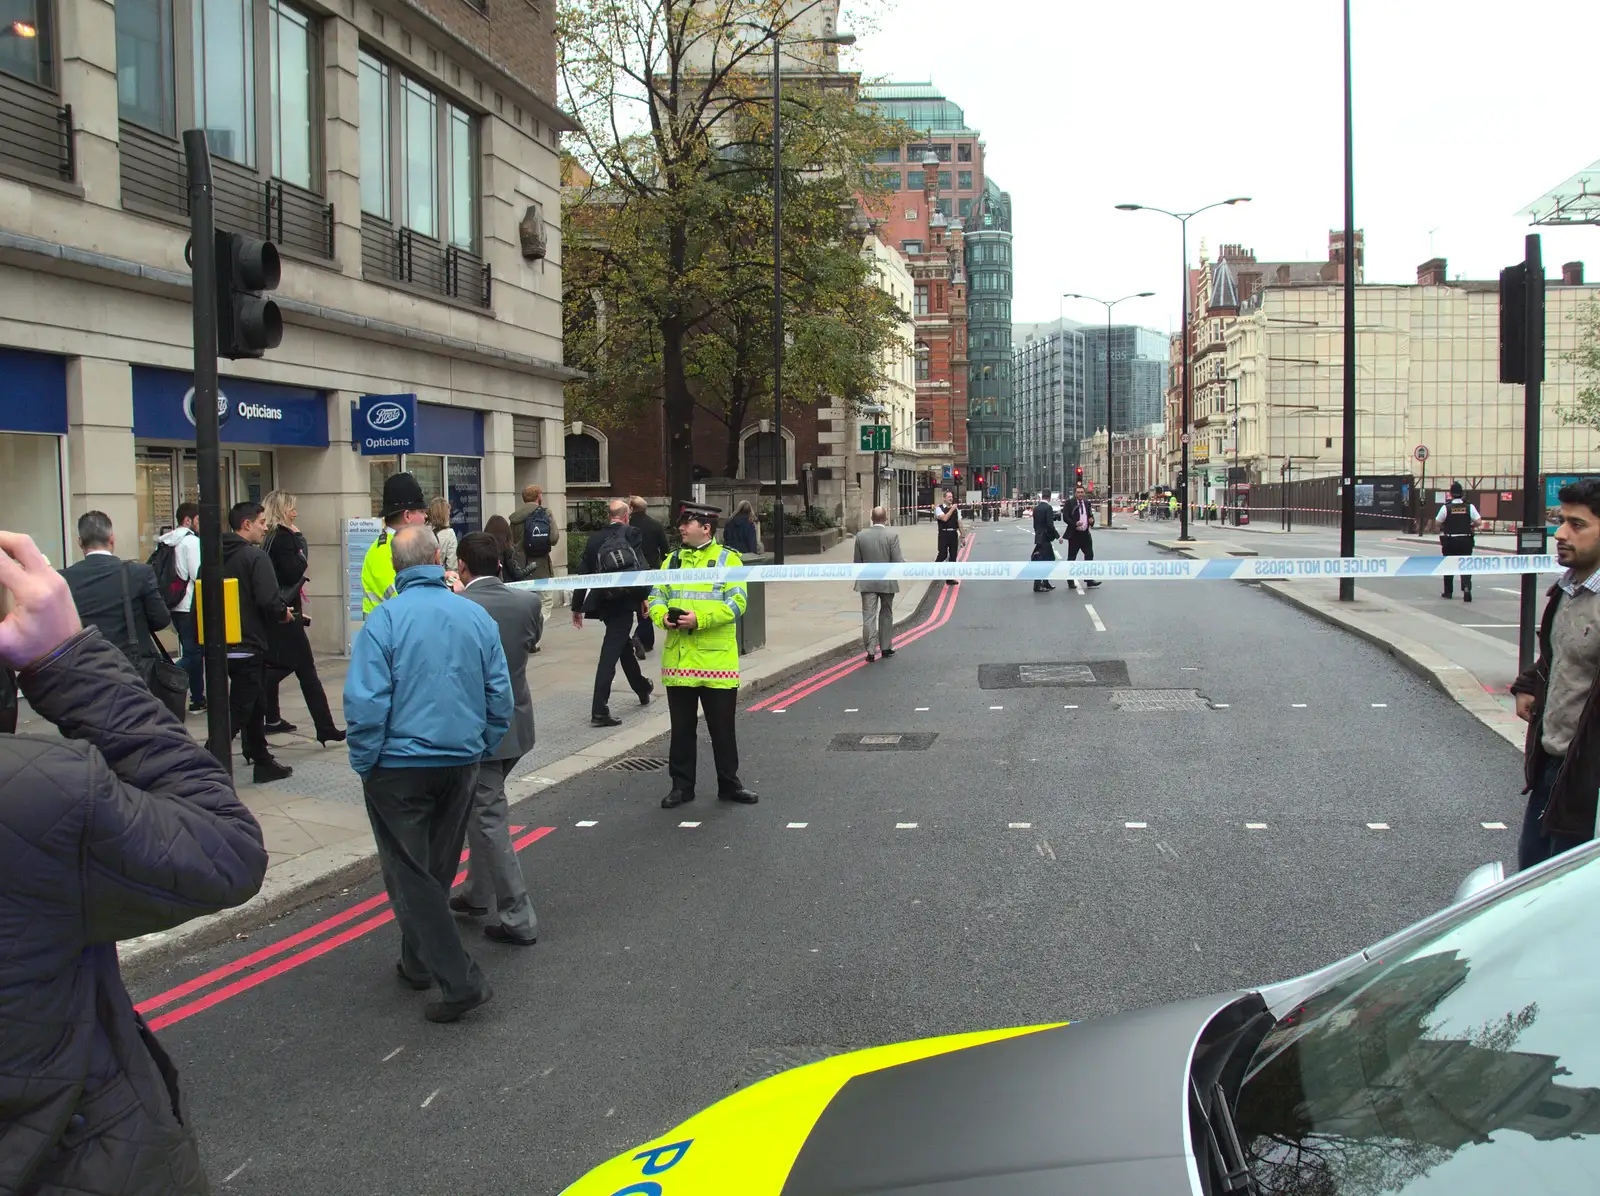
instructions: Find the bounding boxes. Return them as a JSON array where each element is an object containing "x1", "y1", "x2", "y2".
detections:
[{"x1": 124, "y1": 523, "x2": 1525, "y2": 1194}]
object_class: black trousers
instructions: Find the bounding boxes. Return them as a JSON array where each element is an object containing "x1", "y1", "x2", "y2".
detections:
[
  {"x1": 228, "y1": 654, "x2": 270, "y2": 762},
  {"x1": 1517, "y1": 753, "x2": 1590, "y2": 872},
  {"x1": 666, "y1": 685, "x2": 742, "y2": 795},
  {"x1": 1066, "y1": 530, "x2": 1094, "y2": 562},
  {"x1": 363, "y1": 763, "x2": 485, "y2": 1003},
  {"x1": 1031, "y1": 540, "x2": 1057, "y2": 590},
  {"x1": 263, "y1": 618, "x2": 338, "y2": 735},
  {"x1": 1441, "y1": 536, "x2": 1475, "y2": 596},
  {"x1": 593, "y1": 604, "x2": 650, "y2": 717},
  {"x1": 935, "y1": 530, "x2": 960, "y2": 563}
]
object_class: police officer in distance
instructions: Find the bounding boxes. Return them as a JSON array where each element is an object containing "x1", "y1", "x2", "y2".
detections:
[
  {"x1": 649, "y1": 502, "x2": 758, "y2": 810},
  {"x1": 361, "y1": 471, "x2": 431, "y2": 615},
  {"x1": 1437, "y1": 481, "x2": 1481, "y2": 602}
]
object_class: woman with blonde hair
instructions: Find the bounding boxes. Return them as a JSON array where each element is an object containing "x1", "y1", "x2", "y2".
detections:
[
  {"x1": 259, "y1": 490, "x2": 343, "y2": 744},
  {"x1": 428, "y1": 496, "x2": 459, "y2": 571}
]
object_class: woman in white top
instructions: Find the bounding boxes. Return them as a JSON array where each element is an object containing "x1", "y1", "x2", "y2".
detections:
[{"x1": 428, "y1": 496, "x2": 459, "y2": 572}]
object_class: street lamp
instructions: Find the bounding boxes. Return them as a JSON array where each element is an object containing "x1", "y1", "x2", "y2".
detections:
[
  {"x1": 1116, "y1": 197, "x2": 1249, "y2": 541},
  {"x1": 1062, "y1": 290, "x2": 1154, "y2": 528},
  {"x1": 740, "y1": 21, "x2": 856, "y2": 563}
]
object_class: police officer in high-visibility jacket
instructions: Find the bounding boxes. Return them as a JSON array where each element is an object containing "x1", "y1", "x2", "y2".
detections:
[
  {"x1": 1437, "y1": 480, "x2": 1481, "y2": 603},
  {"x1": 362, "y1": 472, "x2": 430, "y2": 616},
  {"x1": 649, "y1": 502, "x2": 759, "y2": 810}
]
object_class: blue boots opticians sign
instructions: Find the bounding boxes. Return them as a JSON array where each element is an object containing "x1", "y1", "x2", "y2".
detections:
[{"x1": 357, "y1": 393, "x2": 416, "y2": 455}]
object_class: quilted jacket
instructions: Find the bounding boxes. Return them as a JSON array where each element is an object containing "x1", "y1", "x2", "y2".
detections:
[{"x1": 0, "y1": 630, "x2": 268, "y2": 1196}]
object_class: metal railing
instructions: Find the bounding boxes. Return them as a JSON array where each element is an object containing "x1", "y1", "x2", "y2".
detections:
[
  {"x1": 0, "y1": 73, "x2": 74, "y2": 182},
  {"x1": 360, "y1": 212, "x2": 491, "y2": 308}
]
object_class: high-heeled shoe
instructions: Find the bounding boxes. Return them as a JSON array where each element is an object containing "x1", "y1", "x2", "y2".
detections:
[{"x1": 317, "y1": 728, "x2": 347, "y2": 746}]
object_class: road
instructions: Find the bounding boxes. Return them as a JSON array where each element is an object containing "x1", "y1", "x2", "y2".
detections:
[{"x1": 129, "y1": 526, "x2": 1527, "y2": 1194}]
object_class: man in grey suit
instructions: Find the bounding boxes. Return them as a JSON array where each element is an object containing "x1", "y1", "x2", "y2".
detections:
[
  {"x1": 854, "y1": 507, "x2": 903, "y2": 663},
  {"x1": 451, "y1": 532, "x2": 543, "y2": 945}
]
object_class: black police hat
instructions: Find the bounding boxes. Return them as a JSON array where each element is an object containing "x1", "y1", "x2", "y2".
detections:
[
  {"x1": 677, "y1": 501, "x2": 722, "y2": 525},
  {"x1": 381, "y1": 471, "x2": 428, "y2": 518}
]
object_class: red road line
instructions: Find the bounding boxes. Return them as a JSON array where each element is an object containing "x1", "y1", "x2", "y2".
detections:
[{"x1": 142, "y1": 827, "x2": 555, "y2": 1031}]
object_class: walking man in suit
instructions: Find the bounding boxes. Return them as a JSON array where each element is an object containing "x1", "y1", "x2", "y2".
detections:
[
  {"x1": 59, "y1": 511, "x2": 171, "y2": 663},
  {"x1": 1031, "y1": 497, "x2": 1061, "y2": 592},
  {"x1": 452, "y1": 532, "x2": 542, "y2": 946},
  {"x1": 854, "y1": 507, "x2": 903, "y2": 663},
  {"x1": 1065, "y1": 483, "x2": 1101, "y2": 591}
]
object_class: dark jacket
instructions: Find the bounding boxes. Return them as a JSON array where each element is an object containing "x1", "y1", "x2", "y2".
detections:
[
  {"x1": 264, "y1": 525, "x2": 309, "y2": 616},
  {"x1": 630, "y1": 509, "x2": 671, "y2": 568},
  {"x1": 60, "y1": 554, "x2": 171, "y2": 662},
  {"x1": 573, "y1": 522, "x2": 650, "y2": 614},
  {"x1": 0, "y1": 630, "x2": 267, "y2": 1195},
  {"x1": 222, "y1": 532, "x2": 287, "y2": 655},
  {"x1": 1065, "y1": 498, "x2": 1096, "y2": 537},
  {"x1": 722, "y1": 512, "x2": 759, "y2": 556},
  {"x1": 1032, "y1": 500, "x2": 1061, "y2": 549},
  {"x1": 460, "y1": 576, "x2": 542, "y2": 760},
  {"x1": 1510, "y1": 584, "x2": 1600, "y2": 839}
]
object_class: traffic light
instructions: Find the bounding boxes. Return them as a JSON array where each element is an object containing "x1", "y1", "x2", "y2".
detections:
[
  {"x1": 953, "y1": 468, "x2": 962, "y2": 483},
  {"x1": 215, "y1": 230, "x2": 283, "y2": 359},
  {"x1": 974, "y1": 469, "x2": 985, "y2": 488},
  {"x1": 1074, "y1": 466, "x2": 1084, "y2": 485}
]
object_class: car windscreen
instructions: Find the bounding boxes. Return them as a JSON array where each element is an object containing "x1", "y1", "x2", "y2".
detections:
[{"x1": 1233, "y1": 851, "x2": 1600, "y2": 1196}]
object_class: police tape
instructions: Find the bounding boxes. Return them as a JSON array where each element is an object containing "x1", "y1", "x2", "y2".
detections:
[{"x1": 506, "y1": 552, "x2": 1563, "y2": 592}]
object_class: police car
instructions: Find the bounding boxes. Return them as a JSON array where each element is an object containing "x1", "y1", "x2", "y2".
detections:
[{"x1": 562, "y1": 843, "x2": 1600, "y2": 1194}]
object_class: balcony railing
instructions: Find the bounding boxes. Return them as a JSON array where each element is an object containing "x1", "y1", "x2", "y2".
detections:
[
  {"x1": 118, "y1": 122, "x2": 333, "y2": 259},
  {"x1": 360, "y1": 213, "x2": 491, "y2": 309},
  {"x1": 912, "y1": 439, "x2": 954, "y2": 456},
  {"x1": 0, "y1": 73, "x2": 74, "y2": 182}
]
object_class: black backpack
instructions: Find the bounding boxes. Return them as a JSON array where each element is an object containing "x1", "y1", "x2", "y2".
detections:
[
  {"x1": 523, "y1": 507, "x2": 553, "y2": 558},
  {"x1": 147, "y1": 537, "x2": 187, "y2": 610}
]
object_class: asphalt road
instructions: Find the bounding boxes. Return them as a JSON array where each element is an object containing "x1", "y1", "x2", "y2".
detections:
[{"x1": 130, "y1": 525, "x2": 1528, "y2": 1194}]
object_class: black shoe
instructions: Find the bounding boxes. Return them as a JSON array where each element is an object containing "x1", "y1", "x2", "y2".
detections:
[
  {"x1": 1463, "y1": 591, "x2": 1472, "y2": 603},
  {"x1": 882, "y1": 649, "x2": 895, "y2": 657},
  {"x1": 1085, "y1": 580, "x2": 1102, "y2": 588},
  {"x1": 252, "y1": 758, "x2": 293, "y2": 784},
  {"x1": 449, "y1": 895, "x2": 488, "y2": 917},
  {"x1": 317, "y1": 727, "x2": 347, "y2": 746},
  {"x1": 262, "y1": 719, "x2": 298, "y2": 734},
  {"x1": 1441, "y1": 590, "x2": 1453, "y2": 599},
  {"x1": 661, "y1": 790, "x2": 695, "y2": 809},
  {"x1": 484, "y1": 924, "x2": 538, "y2": 947},
  {"x1": 719, "y1": 788, "x2": 759, "y2": 805},
  {"x1": 425, "y1": 985, "x2": 493, "y2": 1023},
  {"x1": 189, "y1": 700, "x2": 207, "y2": 713},
  {"x1": 592, "y1": 714, "x2": 622, "y2": 727},
  {"x1": 396, "y1": 962, "x2": 431, "y2": 991},
  {"x1": 638, "y1": 683, "x2": 653, "y2": 707},
  {"x1": 632, "y1": 638, "x2": 646, "y2": 660},
  {"x1": 865, "y1": 653, "x2": 877, "y2": 663},
  {"x1": 1044, "y1": 583, "x2": 1056, "y2": 591},
  {"x1": 945, "y1": 579, "x2": 958, "y2": 586},
  {"x1": 1033, "y1": 583, "x2": 1044, "y2": 592}
]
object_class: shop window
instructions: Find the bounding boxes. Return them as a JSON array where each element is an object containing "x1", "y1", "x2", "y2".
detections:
[
  {"x1": 565, "y1": 431, "x2": 606, "y2": 485},
  {"x1": 0, "y1": 432, "x2": 64, "y2": 566}
]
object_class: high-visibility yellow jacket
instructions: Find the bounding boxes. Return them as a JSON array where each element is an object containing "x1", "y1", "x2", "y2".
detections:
[
  {"x1": 361, "y1": 531, "x2": 399, "y2": 616},
  {"x1": 647, "y1": 540, "x2": 746, "y2": 688}
]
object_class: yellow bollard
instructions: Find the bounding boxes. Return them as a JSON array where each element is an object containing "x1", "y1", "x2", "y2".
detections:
[{"x1": 194, "y1": 577, "x2": 242, "y2": 645}]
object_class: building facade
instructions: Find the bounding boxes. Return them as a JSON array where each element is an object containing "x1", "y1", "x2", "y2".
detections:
[
  {"x1": 861, "y1": 80, "x2": 986, "y2": 250},
  {"x1": 964, "y1": 178, "x2": 1013, "y2": 496},
  {"x1": 903, "y1": 163, "x2": 968, "y2": 503},
  {"x1": 1081, "y1": 324, "x2": 1168, "y2": 434},
  {"x1": 854, "y1": 228, "x2": 918, "y2": 523},
  {"x1": 1013, "y1": 319, "x2": 1088, "y2": 496},
  {"x1": 0, "y1": 0, "x2": 573, "y2": 653}
]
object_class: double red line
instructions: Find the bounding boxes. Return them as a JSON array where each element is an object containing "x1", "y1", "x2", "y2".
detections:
[
  {"x1": 135, "y1": 825, "x2": 556, "y2": 1031},
  {"x1": 747, "y1": 533, "x2": 975, "y2": 713}
]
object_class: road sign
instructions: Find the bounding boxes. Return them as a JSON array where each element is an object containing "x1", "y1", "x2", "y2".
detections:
[
  {"x1": 1181, "y1": 432, "x2": 1191, "y2": 445},
  {"x1": 941, "y1": 464, "x2": 953, "y2": 481},
  {"x1": 1414, "y1": 444, "x2": 1429, "y2": 462},
  {"x1": 859, "y1": 424, "x2": 892, "y2": 452}
]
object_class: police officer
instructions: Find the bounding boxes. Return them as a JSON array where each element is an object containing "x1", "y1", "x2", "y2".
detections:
[
  {"x1": 648, "y1": 503, "x2": 759, "y2": 810},
  {"x1": 1437, "y1": 481, "x2": 1481, "y2": 602},
  {"x1": 362, "y1": 472, "x2": 430, "y2": 615}
]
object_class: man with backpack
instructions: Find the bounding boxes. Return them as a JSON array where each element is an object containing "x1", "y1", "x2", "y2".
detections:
[
  {"x1": 571, "y1": 498, "x2": 653, "y2": 727},
  {"x1": 152, "y1": 502, "x2": 204, "y2": 711},
  {"x1": 509, "y1": 484, "x2": 561, "y2": 626}
]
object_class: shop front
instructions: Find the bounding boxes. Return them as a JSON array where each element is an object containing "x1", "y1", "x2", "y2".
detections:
[
  {"x1": 358, "y1": 397, "x2": 486, "y2": 536},
  {"x1": 131, "y1": 366, "x2": 329, "y2": 559},
  {"x1": 0, "y1": 348, "x2": 69, "y2": 565}
]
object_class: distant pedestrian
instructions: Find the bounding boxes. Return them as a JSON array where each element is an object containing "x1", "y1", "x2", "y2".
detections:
[
  {"x1": 650, "y1": 503, "x2": 757, "y2": 809},
  {"x1": 156, "y1": 502, "x2": 205, "y2": 711},
  {"x1": 1509, "y1": 478, "x2": 1600, "y2": 871},
  {"x1": 508, "y1": 484, "x2": 560, "y2": 625},
  {"x1": 260, "y1": 490, "x2": 343, "y2": 745},
  {"x1": 453, "y1": 532, "x2": 542, "y2": 947},
  {"x1": 344, "y1": 525, "x2": 511, "y2": 1022},
  {"x1": 60, "y1": 510, "x2": 172, "y2": 665},
  {"x1": 629, "y1": 495, "x2": 670, "y2": 658},
  {"x1": 222, "y1": 501, "x2": 295, "y2": 783},
  {"x1": 854, "y1": 506, "x2": 903, "y2": 662},
  {"x1": 428, "y1": 496, "x2": 459, "y2": 572},
  {"x1": 1065, "y1": 483, "x2": 1100, "y2": 590},
  {"x1": 361, "y1": 471, "x2": 430, "y2": 615},
  {"x1": 934, "y1": 488, "x2": 961, "y2": 585},
  {"x1": 572, "y1": 499, "x2": 653, "y2": 727},
  {"x1": 723, "y1": 500, "x2": 760, "y2": 555},
  {"x1": 1031, "y1": 497, "x2": 1060, "y2": 592},
  {"x1": 1437, "y1": 481, "x2": 1481, "y2": 602},
  {"x1": 486, "y1": 514, "x2": 528, "y2": 585}
]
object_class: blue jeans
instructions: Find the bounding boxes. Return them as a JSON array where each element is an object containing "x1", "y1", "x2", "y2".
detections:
[
  {"x1": 172, "y1": 609, "x2": 204, "y2": 704},
  {"x1": 1518, "y1": 753, "x2": 1591, "y2": 871}
]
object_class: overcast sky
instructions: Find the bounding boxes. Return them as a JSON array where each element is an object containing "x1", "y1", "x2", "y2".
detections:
[{"x1": 836, "y1": 0, "x2": 1599, "y2": 334}]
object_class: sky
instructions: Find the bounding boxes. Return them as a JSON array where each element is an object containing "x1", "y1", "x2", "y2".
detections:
[{"x1": 834, "y1": 0, "x2": 1600, "y2": 335}]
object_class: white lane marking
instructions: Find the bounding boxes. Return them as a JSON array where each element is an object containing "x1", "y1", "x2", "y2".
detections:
[
  {"x1": 678, "y1": 821, "x2": 701, "y2": 828},
  {"x1": 1008, "y1": 821, "x2": 1033, "y2": 829},
  {"x1": 1462, "y1": 624, "x2": 1517, "y2": 629},
  {"x1": 1084, "y1": 604, "x2": 1107, "y2": 632},
  {"x1": 421, "y1": 1089, "x2": 440, "y2": 1109},
  {"x1": 1213, "y1": 703, "x2": 1230, "y2": 708},
  {"x1": 786, "y1": 821, "x2": 808, "y2": 829},
  {"x1": 896, "y1": 822, "x2": 918, "y2": 829},
  {"x1": 915, "y1": 706, "x2": 930, "y2": 712},
  {"x1": 576, "y1": 820, "x2": 598, "y2": 827},
  {"x1": 1482, "y1": 821, "x2": 1508, "y2": 830},
  {"x1": 845, "y1": 708, "x2": 859, "y2": 713},
  {"x1": 1291, "y1": 703, "x2": 1308, "y2": 708},
  {"x1": 1245, "y1": 822, "x2": 1269, "y2": 830},
  {"x1": 1371, "y1": 703, "x2": 1388, "y2": 708},
  {"x1": 1181, "y1": 666, "x2": 1200, "y2": 671},
  {"x1": 1063, "y1": 704, "x2": 1078, "y2": 709},
  {"x1": 1124, "y1": 821, "x2": 1148, "y2": 829},
  {"x1": 1036, "y1": 839, "x2": 1056, "y2": 860},
  {"x1": 1367, "y1": 822, "x2": 1391, "y2": 830},
  {"x1": 989, "y1": 705, "x2": 1004, "y2": 710},
  {"x1": 222, "y1": 1161, "x2": 251, "y2": 1184},
  {"x1": 772, "y1": 708, "x2": 787, "y2": 713},
  {"x1": 1492, "y1": 587, "x2": 1520, "y2": 596},
  {"x1": 382, "y1": 1047, "x2": 405, "y2": 1062}
]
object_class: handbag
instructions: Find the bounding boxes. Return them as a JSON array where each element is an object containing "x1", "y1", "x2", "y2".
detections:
[{"x1": 120, "y1": 562, "x2": 190, "y2": 721}]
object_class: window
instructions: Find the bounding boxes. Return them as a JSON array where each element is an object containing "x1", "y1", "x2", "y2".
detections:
[
  {"x1": 902, "y1": 240, "x2": 923, "y2": 256},
  {"x1": 358, "y1": 51, "x2": 389, "y2": 218},
  {"x1": 957, "y1": 143, "x2": 971, "y2": 162},
  {"x1": 906, "y1": 170, "x2": 923, "y2": 190},
  {"x1": 401, "y1": 75, "x2": 437, "y2": 237},
  {"x1": 958, "y1": 198, "x2": 971, "y2": 218},
  {"x1": 958, "y1": 170, "x2": 972, "y2": 191},
  {"x1": 935, "y1": 198, "x2": 950, "y2": 217},
  {"x1": 743, "y1": 431, "x2": 785, "y2": 483},
  {"x1": 446, "y1": 100, "x2": 475, "y2": 249},
  {"x1": 938, "y1": 171, "x2": 951, "y2": 190},
  {"x1": 117, "y1": 0, "x2": 176, "y2": 133},
  {"x1": 934, "y1": 144, "x2": 950, "y2": 161},
  {"x1": 913, "y1": 284, "x2": 928, "y2": 314},
  {"x1": 916, "y1": 354, "x2": 929, "y2": 381},
  {"x1": 192, "y1": 0, "x2": 255, "y2": 165},
  {"x1": 883, "y1": 171, "x2": 900, "y2": 191},
  {"x1": 873, "y1": 147, "x2": 900, "y2": 163},
  {"x1": 565, "y1": 433, "x2": 602, "y2": 484},
  {"x1": 1, "y1": 0, "x2": 52, "y2": 86},
  {"x1": 268, "y1": 0, "x2": 314, "y2": 189}
]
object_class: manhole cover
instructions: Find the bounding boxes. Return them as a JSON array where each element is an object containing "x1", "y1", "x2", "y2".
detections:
[
  {"x1": 829, "y1": 732, "x2": 938, "y2": 752},
  {"x1": 979, "y1": 660, "x2": 1131, "y2": 690},
  {"x1": 1110, "y1": 689, "x2": 1213, "y2": 713},
  {"x1": 602, "y1": 756, "x2": 669, "y2": 771}
]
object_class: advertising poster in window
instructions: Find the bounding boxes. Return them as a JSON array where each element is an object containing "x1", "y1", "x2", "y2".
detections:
[
  {"x1": 447, "y1": 456, "x2": 482, "y2": 536},
  {"x1": 344, "y1": 518, "x2": 383, "y2": 654}
]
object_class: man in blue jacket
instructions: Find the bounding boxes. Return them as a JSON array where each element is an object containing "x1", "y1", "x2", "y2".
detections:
[{"x1": 344, "y1": 525, "x2": 512, "y2": 1023}]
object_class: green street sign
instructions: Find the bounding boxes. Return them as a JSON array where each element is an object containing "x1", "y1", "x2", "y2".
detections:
[{"x1": 859, "y1": 424, "x2": 892, "y2": 452}]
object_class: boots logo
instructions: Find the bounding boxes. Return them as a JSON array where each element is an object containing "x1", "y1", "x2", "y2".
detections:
[
  {"x1": 366, "y1": 401, "x2": 409, "y2": 432},
  {"x1": 183, "y1": 387, "x2": 232, "y2": 427}
]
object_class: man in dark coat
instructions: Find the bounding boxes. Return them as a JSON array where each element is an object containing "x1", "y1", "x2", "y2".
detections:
[
  {"x1": 0, "y1": 529, "x2": 267, "y2": 1195},
  {"x1": 222, "y1": 501, "x2": 293, "y2": 783},
  {"x1": 1031, "y1": 498, "x2": 1061, "y2": 592},
  {"x1": 59, "y1": 510, "x2": 171, "y2": 663},
  {"x1": 573, "y1": 498, "x2": 653, "y2": 727},
  {"x1": 628, "y1": 495, "x2": 670, "y2": 658}
]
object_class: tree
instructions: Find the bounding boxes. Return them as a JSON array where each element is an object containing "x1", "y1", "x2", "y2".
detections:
[
  {"x1": 1562, "y1": 296, "x2": 1600, "y2": 435},
  {"x1": 559, "y1": 0, "x2": 900, "y2": 511}
]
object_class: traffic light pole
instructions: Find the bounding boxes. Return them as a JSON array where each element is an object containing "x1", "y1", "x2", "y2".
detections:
[
  {"x1": 184, "y1": 130, "x2": 232, "y2": 771},
  {"x1": 1519, "y1": 234, "x2": 1545, "y2": 676}
]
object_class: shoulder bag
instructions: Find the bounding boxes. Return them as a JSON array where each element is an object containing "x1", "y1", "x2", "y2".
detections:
[{"x1": 120, "y1": 562, "x2": 190, "y2": 721}]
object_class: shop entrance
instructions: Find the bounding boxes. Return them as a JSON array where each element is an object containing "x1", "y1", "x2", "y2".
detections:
[{"x1": 134, "y1": 447, "x2": 276, "y2": 559}]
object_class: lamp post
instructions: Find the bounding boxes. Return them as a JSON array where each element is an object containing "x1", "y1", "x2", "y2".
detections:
[
  {"x1": 1338, "y1": 0, "x2": 1357, "y2": 600},
  {"x1": 1115, "y1": 197, "x2": 1250, "y2": 541},
  {"x1": 1062, "y1": 290, "x2": 1154, "y2": 528}
]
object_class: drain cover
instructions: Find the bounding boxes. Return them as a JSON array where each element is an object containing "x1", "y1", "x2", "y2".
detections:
[
  {"x1": 603, "y1": 756, "x2": 669, "y2": 772},
  {"x1": 829, "y1": 732, "x2": 938, "y2": 752},
  {"x1": 979, "y1": 660, "x2": 1131, "y2": 690},
  {"x1": 1110, "y1": 689, "x2": 1213, "y2": 713}
]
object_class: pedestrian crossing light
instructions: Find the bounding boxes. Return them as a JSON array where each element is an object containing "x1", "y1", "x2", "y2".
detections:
[
  {"x1": 215, "y1": 230, "x2": 283, "y2": 359},
  {"x1": 1075, "y1": 466, "x2": 1084, "y2": 485}
]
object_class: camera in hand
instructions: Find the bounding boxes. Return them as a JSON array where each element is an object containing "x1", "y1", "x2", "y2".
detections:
[{"x1": 666, "y1": 606, "x2": 685, "y2": 627}]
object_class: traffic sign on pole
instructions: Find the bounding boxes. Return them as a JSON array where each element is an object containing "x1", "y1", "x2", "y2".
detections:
[
  {"x1": 1414, "y1": 444, "x2": 1429, "y2": 462},
  {"x1": 859, "y1": 425, "x2": 892, "y2": 452}
]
